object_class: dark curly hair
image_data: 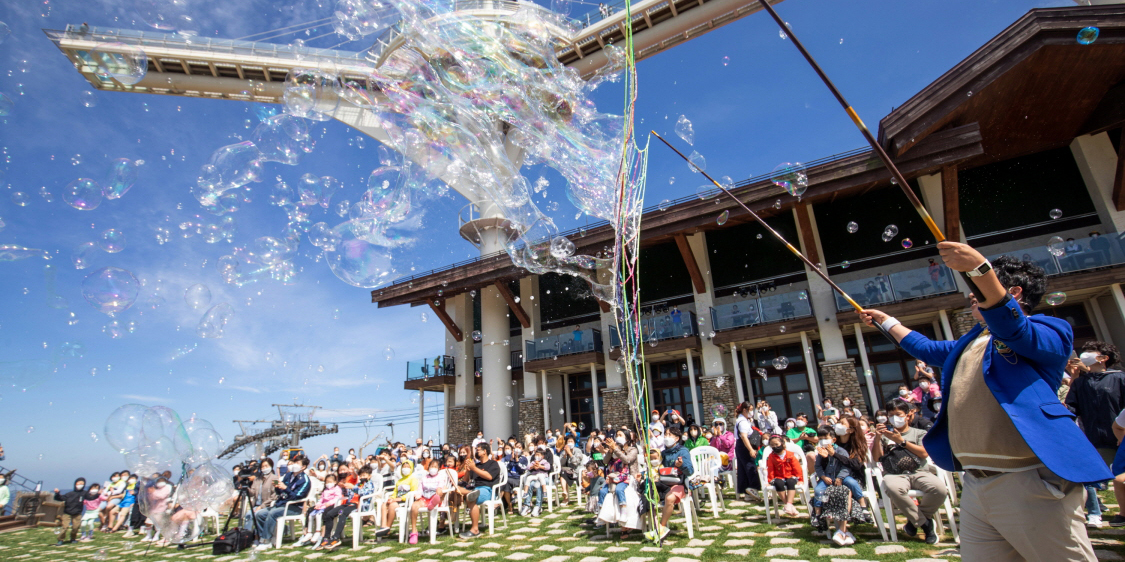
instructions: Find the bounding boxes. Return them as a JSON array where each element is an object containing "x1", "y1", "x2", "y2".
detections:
[
  {"x1": 1082, "y1": 341, "x2": 1121, "y2": 369},
  {"x1": 993, "y1": 255, "x2": 1048, "y2": 312}
]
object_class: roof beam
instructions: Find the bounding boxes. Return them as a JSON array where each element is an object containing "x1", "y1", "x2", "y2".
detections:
[
  {"x1": 673, "y1": 232, "x2": 707, "y2": 294},
  {"x1": 494, "y1": 281, "x2": 531, "y2": 328},
  {"x1": 428, "y1": 300, "x2": 464, "y2": 342},
  {"x1": 793, "y1": 202, "x2": 820, "y2": 266}
]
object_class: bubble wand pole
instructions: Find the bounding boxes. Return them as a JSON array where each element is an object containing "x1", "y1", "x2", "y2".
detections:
[
  {"x1": 651, "y1": 132, "x2": 900, "y2": 346},
  {"x1": 753, "y1": 0, "x2": 985, "y2": 302}
]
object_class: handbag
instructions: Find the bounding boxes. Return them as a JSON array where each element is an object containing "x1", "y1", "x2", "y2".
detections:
[
  {"x1": 879, "y1": 443, "x2": 923, "y2": 475},
  {"x1": 211, "y1": 527, "x2": 256, "y2": 554},
  {"x1": 657, "y1": 467, "x2": 682, "y2": 486}
]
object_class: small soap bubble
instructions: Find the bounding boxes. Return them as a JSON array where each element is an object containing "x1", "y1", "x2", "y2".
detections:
[
  {"x1": 1077, "y1": 26, "x2": 1100, "y2": 45},
  {"x1": 770, "y1": 162, "x2": 808, "y2": 197},
  {"x1": 99, "y1": 229, "x2": 126, "y2": 253},
  {"x1": 26, "y1": 426, "x2": 34, "y2": 433},
  {"x1": 420, "y1": 311, "x2": 428, "y2": 322},
  {"x1": 80, "y1": 91, "x2": 97, "y2": 108},
  {"x1": 881, "y1": 224, "x2": 899, "y2": 242},
  {"x1": 841, "y1": 260, "x2": 851, "y2": 269},
  {"x1": 10, "y1": 191, "x2": 29, "y2": 206},
  {"x1": 1047, "y1": 236, "x2": 1066, "y2": 257},
  {"x1": 847, "y1": 221, "x2": 859, "y2": 234},
  {"x1": 901, "y1": 238, "x2": 913, "y2": 249},
  {"x1": 184, "y1": 284, "x2": 211, "y2": 308},
  {"x1": 797, "y1": 291, "x2": 807, "y2": 300},
  {"x1": 471, "y1": 330, "x2": 482, "y2": 342},
  {"x1": 721, "y1": 56, "x2": 730, "y2": 66},
  {"x1": 772, "y1": 356, "x2": 789, "y2": 370},
  {"x1": 779, "y1": 325, "x2": 787, "y2": 333},
  {"x1": 688, "y1": 150, "x2": 706, "y2": 172},
  {"x1": 674, "y1": 115, "x2": 694, "y2": 146},
  {"x1": 1046, "y1": 291, "x2": 1067, "y2": 306},
  {"x1": 1049, "y1": 208, "x2": 1062, "y2": 220},
  {"x1": 658, "y1": 199, "x2": 671, "y2": 211},
  {"x1": 90, "y1": 432, "x2": 99, "y2": 442},
  {"x1": 716, "y1": 210, "x2": 729, "y2": 225},
  {"x1": 382, "y1": 346, "x2": 394, "y2": 360}
]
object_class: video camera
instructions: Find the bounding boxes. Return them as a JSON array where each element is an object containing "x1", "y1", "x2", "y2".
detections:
[{"x1": 233, "y1": 462, "x2": 262, "y2": 490}]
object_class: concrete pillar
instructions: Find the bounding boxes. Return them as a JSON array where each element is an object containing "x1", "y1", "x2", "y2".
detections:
[
  {"x1": 563, "y1": 373, "x2": 572, "y2": 423},
  {"x1": 418, "y1": 389, "x2": 425, "y2": 443},
  {"x1": 938, "y1": 310, "x2": 955, "y2": 340},
  {"x1": 449, "y1": 293, "x2": 474, "y2": 407},
  {"x1": 800, "y1": 331, "x2": 823, "y2": 407},
  {"x1": 853, "y1": 324, "x2": 878, "y2": 415},
  {"x1": 1089, "y1": 299, "x2": 1114, "y2": 346},
  {"x1": 443, "y1": 385, "x2": 452, "y2": 441},
  {"x1": 685, "y1": 233, "x2": 725, "y2": 375},
  {"x1": 685, "y1": 349, "x2": 701, "y2": 423},
  {"x1": 480, "y1": 282, "x2": 512, "y2": 439},
  {"x1": 520, "y1": 275, "x2": 541, "y2": 370},
  {"x1": 730, "y1": 344, "x2": 746, "y2": 404},
  {"x1": 590, "y1": 363, "x2": 601, "y2": 429},
  {"x1": 793, "y1": 205, "x2": 848, "y2": 360},
  {"x1": 540, "y1": 370, "x2": 549, "y2": 433},
  {"x1": 1104, "y1": 284, "x2": 1125, "y2": 347},
  {"x1": 741, "y1": 347, "x2": 755, "y2": 405},
  {"x1": 1071, "y1": 133, "x2": 1125, "y2": 233}
]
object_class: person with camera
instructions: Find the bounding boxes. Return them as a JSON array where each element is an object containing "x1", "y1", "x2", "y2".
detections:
[
  {"x1": 869, "y1": 398, "x2": 946, "y2": 544},
  {"x1": 253, "y1": 456, "x2": 310, "y2": 550}
]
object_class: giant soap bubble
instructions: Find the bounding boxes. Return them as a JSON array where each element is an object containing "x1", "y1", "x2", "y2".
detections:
[
  {"x1": 90, "y1": 42, "x2": 148, "y2": 86},
  {"x1": 81, "y1": 267, "x2": 140, "y2": 315}
]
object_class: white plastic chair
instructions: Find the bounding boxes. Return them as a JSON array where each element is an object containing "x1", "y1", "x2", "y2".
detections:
[
  {"x1": 483, "y1": 471, "x2": 509, "y2": 535},
  {"x1": 395, "y1": 495, "x2": 416, "y2": 543},
  {"x1": 688, "y1": 446, "x2": 724, "y2": 517},
  {"x1": 542, "y1": 457, "x2": 562, "y2": 512},
  {"x1": 872, "y1": 463, "x2": 959, "y2": 543},
  {"x1": 678, "y1": 489, "x2": 697, "y2": 539},
  {"x1": 273, "y1": 497, "x2": 309, "y2": 549},
  {"x1": 423, "y1": 490, "x2": 454, "y2": 544},
  {"x1": 758, "y1": 445, "x2": 811, "y2": 525},
  {"x1": 350, "y1": 491, "x2": 383, "y2": 550},
  {"x1": 197, "y1": 507, "x2": 220, "y2": 536}
]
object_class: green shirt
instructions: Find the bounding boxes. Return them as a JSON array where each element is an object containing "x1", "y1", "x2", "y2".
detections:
[
  {"x1": 786, "y1": 426, "x2": 817, "y2": 446},
  {"x1": 685, "y1": 435, "x2": 710, "y2": 450}
]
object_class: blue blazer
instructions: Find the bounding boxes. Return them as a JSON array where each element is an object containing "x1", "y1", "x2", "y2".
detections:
[{"x1": 899, "y1": 295, "x2": 1111, "y2": 484}]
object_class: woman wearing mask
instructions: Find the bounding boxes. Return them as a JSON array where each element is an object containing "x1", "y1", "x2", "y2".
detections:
[
  {"x1": 375, "y1": 460, "x2": 418, "y2": 538},
  {"x1": 559, "y1": 438, "x2": 584, "y2": 504},
  {"x1": 594, "y1": 431, "x2": 643, "y2": 538},
  {"x1": 734, "y1": 401, "x2": 763, "y2": 502},
  {"x1": 817, "y1": 399, "x2": 839, "y2": 425},
  {"x1": 840, "y1": 397, "x2": 863, "y2": 419},
  {"x1": 684, "y1": 425, "x2": 709, "y2": 450},
  {"x1": 248, "y1": 458, "x2": 279, "y2": 528},
  {"x1": 755, "y1": 402, "x2": 781, "y2": 435}
]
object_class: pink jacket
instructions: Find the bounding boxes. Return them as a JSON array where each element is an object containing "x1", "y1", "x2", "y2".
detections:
[
  {"x1": 710, "y1": 431, "x2": 735, "y2": 459},
  {"x1": 314, "y1": 485, "x2": 342, "y2": 510},
  {"x1": 912, "y1": 384, "x2": 940, "y2": 403}
]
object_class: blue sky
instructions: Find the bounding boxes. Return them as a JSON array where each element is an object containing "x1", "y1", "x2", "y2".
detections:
[{"x1": 0, "y1": 0, "x2": 1064, "y2": 492}]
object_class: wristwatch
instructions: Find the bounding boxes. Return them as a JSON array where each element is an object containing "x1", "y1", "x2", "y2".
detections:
[{"x1": 966, "y1": 259, "x2": 992, "y2": 277}]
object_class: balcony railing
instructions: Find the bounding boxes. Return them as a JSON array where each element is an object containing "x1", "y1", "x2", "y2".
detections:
[
  {"x1": 511, "y1": 350, "x2": 524, "y2": 370},
  {"x1": 834, "y1": 264, "x2": 959, "y2": 312},
  {"x1": 711, "y1": 289, "x2": 814, "y2": 331},
  {"x1": 406, "y1": 356, "x2": 454, "y2": 381},
  {"x1": 985, "y1": 232, "x2": 1125, "y2": 277},
  {"x1": 525, "y1": 328, "x2": 602, "y2": 362},
  {"x1": 640, "y1": 310, "x2": 698, "y2": 342}
]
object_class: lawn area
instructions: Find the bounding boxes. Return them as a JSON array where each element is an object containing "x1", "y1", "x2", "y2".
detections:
[{"x1": 3, "y1": 490, "x2": 1125, "y2": 562}]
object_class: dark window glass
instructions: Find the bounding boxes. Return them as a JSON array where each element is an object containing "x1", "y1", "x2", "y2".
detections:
[
  {"x1": 539, "y1": 272, "x2": 599, "y2": 325},
  {"x1": 638, "y1": 243, "x2": 694, "y2": 303},
  {"x1": 812, "y1": 183, "x2": 933, "y2": 266},
  {"x1": 706, "y1": 215, "x2": 804, "y2": 288},
  {"x1": 744, "y1": 344, "x2": 813, "y2": 420}
]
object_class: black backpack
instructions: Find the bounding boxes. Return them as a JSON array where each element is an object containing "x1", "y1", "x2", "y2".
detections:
[
  {"x1": 879, "y1": 443, "x2": 923, "y2": 475},
  {"x1": 212, "y1": 527, "x2": 256, "y2": 554}
]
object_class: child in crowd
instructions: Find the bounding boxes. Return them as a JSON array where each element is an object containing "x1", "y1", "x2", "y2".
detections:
[
  {"x1": 108, "y1": 475, "x2": 137, "y2": 532},
  {"x1": 811, "y1": 427, "x2": 857, "y2": 546},
  {"x1": 520, "y1": 450, "x2": 551, "y2": 517},
  {"x1": 375, "y1": 460, "x2": 417, "y2": 538},
  {"x1": 582, "y1": 461, "x2": 604, "y2": 513},
  {"x1": 765, "y1": 435, "x2": 803, "y2": 517},
  {"x1": 597, "y1": 449, "x2": 628, "y2": 511},
  {"x1": 78, "y1": 482, "x2": 102, "y2": 542},
  {"x1": 295, "y1": 474, "x2": 341, "y2": 547},
  {"x1": 54, "y1": 478, "x2": 87, "y2": 545},
  {"x1": 407, "y1": 459, "x2": 453, "y2": 544}
]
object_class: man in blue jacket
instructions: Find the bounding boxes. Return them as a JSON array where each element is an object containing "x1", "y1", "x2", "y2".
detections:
[{"x1": 860, "y1": 241, "x2": 1108, "y2": 562}]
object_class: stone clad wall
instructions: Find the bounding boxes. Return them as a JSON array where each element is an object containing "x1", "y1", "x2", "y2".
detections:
[
  {"x1": 448, "y1": 406, "x2": 480, "y2": 446},
  {"x1": 518, "y1": 398, "x2": 543, "y2": 437},
  {"x1": 818, "y1": 358, "x2": 867, "y2": 413},
  {"x1": 700, "y1": 374, "x2": 738, "y2": 426},
  {"x1": 950, "y1": 309, "x2": 977, "y2": 339},
  {"x1": 600, "y1": 387, "x2": 632, "y2": 432}
]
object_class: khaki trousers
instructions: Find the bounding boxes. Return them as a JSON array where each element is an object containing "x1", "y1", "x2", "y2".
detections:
[
  {"x1": 57, "y1": 513, "x2": 80, "y2": 542},
  {"x1": 960, "y1": 468, "x2": 1096, "y2": 562},
  {"x1": 882, "y1": 471, "x2": 948, "y2": 527}
]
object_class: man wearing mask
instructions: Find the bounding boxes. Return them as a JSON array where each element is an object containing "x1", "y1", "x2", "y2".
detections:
[
  {"x1": 870, "y1": 399, "x2": 947, "y2": 544},
  {"x1": 254, "y1": 456, "x2": 310, "y2": 550},
  {"x1": 53, "y1": 478, "x2": 86, "y2": 545},
  {"x1": 330, "y1": 447, "x2": 345, "y2": 465},
  {"x1": 1065, "y1": 341, "x2": 1124, "y2": 528},
  {"x1": 457, "y1": 443, "x2": 501, "y2": 540},
  {"x1": 862, "y1": 248, "x2": 1108, "y2": 560},
  {"x1": 472, "y1": 432, "x2": 486, "y2": 448}
]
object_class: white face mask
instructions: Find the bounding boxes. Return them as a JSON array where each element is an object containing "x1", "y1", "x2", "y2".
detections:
[
  {"x1": 919, "y1": 382, "x2": 930, "y2": 390},
  {"x1": 1080, "y1": 351, "x2": 1101, "y2": 366},
  {"x1": 652, "y1": 415, "x2": 660, "y2": 423},
  {"x1": 842, "y1": 400, "x2": 851, "y2": 406},
  {"x1": 933, "y1": 401, "x2": 943, "y2": 410},
  {"x1": 261, "y1": 466, "x2": 272, "y2": 475},
  {"x1": 891, "y1": 415, "x2": 907, "y2": 429},
  {"x1": 818, "y1": 439, "x2": 832, "y2": 448},
  {"x1": 899, "y1": 389, "x2": 909, "y2": 396},
  {"x1": 664, "y1": 436, "x2": 677, "y2": 448},
  {"x1": 649, "y1": 458, "x2": 662, "y2": 467},
  {"x1": 834, "y1": 424, "x2": 848, "y2": 436},
  {"x1": 112, "y1": 476, "x2": 120, "y2": 482},
  {"x1": 795, "y1": 420, "x2": 806, "y2": 428},
  {"x1": 400, "y1": 467, "x2": 411, "y2": 476},
  {"x1": 428, "y1": 468, "x2": 438, "y2": 476},
  {"x1": 786, "y1": 421, "x2": 795, "y2": 430},
  {"x1": 615, "y1": 436, "x2": 626, "y2": 445},
  {"x1": 876, "y1": 416, "x2": 888, "y2": 424}
]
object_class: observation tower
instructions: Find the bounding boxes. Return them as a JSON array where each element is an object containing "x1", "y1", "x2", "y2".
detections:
[{"x1": 47, "y1": 0, "x2": 785, "y2": 440}]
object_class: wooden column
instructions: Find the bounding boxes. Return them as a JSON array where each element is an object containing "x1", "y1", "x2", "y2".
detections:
[
  {"x1": 494, "y1": 281, "x2": 531, "y2": 328},
  {"x1": 429, "y1": 300, "x2": 464, "y2": 342},
  {"x1": 941, "y1": 164, "x2": 961, "y2": 241},
  {"x1": 793, "y1": 203, "x2": 820, "y2": 266},
  {"x1": 673, "y1": 232, "x2": 707, "y2": 294}
]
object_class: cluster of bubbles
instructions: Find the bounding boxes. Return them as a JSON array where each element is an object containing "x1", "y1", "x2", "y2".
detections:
[
  {"x1": 772, "y1": 356, "x2": 789, "y2": 370},
  {"x1": 881, "y1": 224, "x2": 899, "y2": 243},
  {"x1": 186, "y1": 0, "x2": 631, "y2": 298},
  {"x1": 770, "y1": 162, "x2": 807, "y2": 197},
  {"x1": 57, "y1": 159, "x2": 143, "y2": 212},
  {"x1": 103, "y1": 404, "x2": 233, "y2": 544}
]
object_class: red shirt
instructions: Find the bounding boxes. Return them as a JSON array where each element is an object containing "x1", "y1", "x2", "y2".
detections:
[{"x1": 766, "y1": 449, "x2": 803, "y2": 482}]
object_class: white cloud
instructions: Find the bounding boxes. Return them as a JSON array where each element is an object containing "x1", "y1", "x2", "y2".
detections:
[{"x1": 121, "y1": 393, "x2": 172, "y2": 403}]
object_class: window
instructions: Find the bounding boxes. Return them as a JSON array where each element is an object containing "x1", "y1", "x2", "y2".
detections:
[
  {"x1": 813, "y1": 183, "x2": 934, "y2": 267},
  {"x1": 568, "y1": 370, "x2": 606, "y2": 431},
  {"x1": 650, "y1": 359, "x2": 702, "y2": 424},
  {"x1": 638, "y1": 243, "x2": 694, "y2": 304},
  {"x1": 1041, "y1": 303, "x2": 1096, "y2": 351},
  {"x1": 540, "y1": 272, "x2": 600, "y2": 326},
  {"x1": 707, "y1": 215, "x2": 804, "y2": 288},
  {"x1": 850, "y1": 324, "x2": 940, "y2": 409},
  {"x1": 743, "y1": 343, "x2": 820, "y2": 420}
]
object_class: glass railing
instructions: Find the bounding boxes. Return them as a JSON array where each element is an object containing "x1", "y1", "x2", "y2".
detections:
[
  {"x1": 511, "y1": 350, "x2": 524, "y2": 370},
  {"x1": 986, "y1": 232, "x2": 1125, "y2": 276},
  {"x1": 525, "y1": 328, "x2": 602, "y2": 361},
  {"x1": 711, "y1": 289, "x2": 813, "y2": 330},
  {"x1": 406, "y1": 356, "x2": 454, "y2": 381},
  {"x1": 639, "y1": 311, "x2": 697, "y2": 342},
  {"x1": 835, "y1": 264, "x2": 959, "y2": 312}
]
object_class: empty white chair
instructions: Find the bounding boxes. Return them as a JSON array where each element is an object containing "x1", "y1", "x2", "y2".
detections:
[{"x1": 688, "y1": 446, "x2": 724, "y2": 517}]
